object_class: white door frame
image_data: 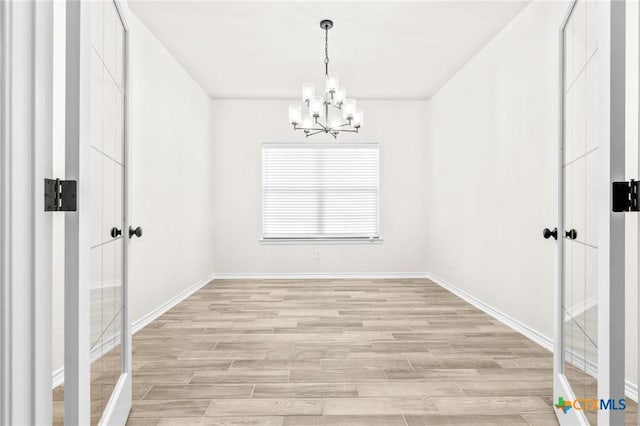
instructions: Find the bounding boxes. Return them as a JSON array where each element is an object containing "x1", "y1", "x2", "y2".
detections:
[
  {"x1": 597, "y1": 0, "x2": 626, "y2": 424},
  {"x1": 65, "y1": 1, "x2": 133, "y2": 424},
  {"x1": 554, "y1": 0, "x2": 627, "y2": 425},
  {"x1": 0, "y1": 0, "x2": 54, "y2": 424},
  {"x1": 64, "y1": 1, "x2": 91, "y2": 423}
]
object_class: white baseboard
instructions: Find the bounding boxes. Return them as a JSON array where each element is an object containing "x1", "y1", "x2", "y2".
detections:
[
  {"x1": 427, "y1": 272, "x2": 639, "y2": 403},
  {"x1": 627, "y1": 379, "x2": 639, "y2": 404},
  {"x1": 564, "y1": 294, "x2": 598, "y2": 322},
  {"x1": 212, "y1": 272, "x2": 430, "y2": 280},
  {"x1": 52, "y1": 271, "x2": 215, "y2": 389},
  {"x1": 90, "y1": 279, "x2": 121, "y2": 291},
  {"x1": 427, "y1": 272, "x2": 554, "y2": 351},
  {"x1": 131, "y1": 271, "x2": 215, "y2": 335},
  {"x1": 52, "y1": 366, "x2": 64, "y2": 389}
]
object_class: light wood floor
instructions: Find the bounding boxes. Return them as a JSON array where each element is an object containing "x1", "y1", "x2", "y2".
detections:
[{"x1": 53, "y1": 278, "x2": 638, "y2": 425}]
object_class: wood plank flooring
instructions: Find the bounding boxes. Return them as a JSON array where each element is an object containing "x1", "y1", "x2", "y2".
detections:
[{"x1": 53, "y1": 278, "x2": 617, "y2": 425}]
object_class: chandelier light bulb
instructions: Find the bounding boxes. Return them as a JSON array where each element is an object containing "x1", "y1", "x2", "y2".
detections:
[
  {"x1": 343, "y1": 99, "x2": 357, "y2": 120},
  {"x1": 302, "y1": 116, "x2": 314, "y2": 130},
  {"x1": 334, "y1": 87, "x2": 346, "y2": 106},
  {"x1": 302, "y1": 84, "x2": 315, "y2": 102},
  {"x1": 353, "y1": 110, "x2": 364, "y2": 128},
  {"x1": 309, "y1": 96, "x2": 324, "y2": 118},
  {"x1": 325, "y1": 75, "x2": 339, "y2": 94},
  {"x1": 289, "y1": 105, "x2": 302, "y2": 125}
]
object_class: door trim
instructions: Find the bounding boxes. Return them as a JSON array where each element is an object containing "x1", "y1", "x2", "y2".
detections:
[
  {"x1": 0, "y1": 0, "x2": 54, "y2": 424},
  {"x1": 597, "y1": 1, "x2": 626, "y2": 424},
  {"x1": 64, "y1": 0, "x2": 92, "y2": 423}
]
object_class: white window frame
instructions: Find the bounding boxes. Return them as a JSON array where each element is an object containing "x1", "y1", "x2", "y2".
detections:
[{"x1": 261, "y1": 142, "x2": 382, "y2": 245}]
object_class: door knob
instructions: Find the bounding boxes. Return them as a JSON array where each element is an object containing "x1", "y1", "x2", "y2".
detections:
[
  {"x1": 129, "y1": 226, "x2": 143, "y2": 239},
  {"x1": 110, "y1": 227, "x2": 122, "y2": 238},
  {"x1": 543, "y1": 227, "x2": 557, "y2": 240},
  {"x1": 565, "y1": 229, "x2": 577, "y2": 240}
]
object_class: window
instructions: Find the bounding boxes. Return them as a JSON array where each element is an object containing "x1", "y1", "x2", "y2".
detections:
[{"x1": 262, "y1": 143, "x2": 380, "y2": 241}]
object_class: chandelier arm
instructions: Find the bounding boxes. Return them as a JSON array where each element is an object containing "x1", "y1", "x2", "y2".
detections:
[
  {"x1": 306, "y1": 129, "x2": 327, "y2": 137},
  {"x1": 314, "y1": 119, "x2": 329, "y2": 132},
  {"x1": 296, "y1": 125, "x2": 321, "y2": 132},
  {"x1": 301, "y1": 127, "x2": 359, "y2": 138}
]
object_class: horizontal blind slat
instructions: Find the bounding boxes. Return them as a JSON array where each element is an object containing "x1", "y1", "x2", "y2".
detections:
[{"x1": 263, "y1": 144, "x2": 379, "y2": 239}]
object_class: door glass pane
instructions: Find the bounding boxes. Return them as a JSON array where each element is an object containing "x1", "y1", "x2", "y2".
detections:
[
  {"x1": 562, "y1": 1, "x2": 598, "y2": 423},
  {"x1": 89, "y1": 0, "x2": 125, "y2": 424}
]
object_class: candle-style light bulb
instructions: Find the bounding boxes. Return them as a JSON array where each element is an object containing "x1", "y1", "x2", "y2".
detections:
[
  {"x1": 302, "y1": 84, "x2": 315, "y2": 102},
  {"x1": 353, "y1": 110, "x2": 364, "y2": 128},
  {"x1": 334, "y1": 87, "x2": 346, "y2": 106},
  {"x1": 325, "y1": 75, "x2": 339, "y2": 94},
  {"x1": 288, "y1": 105, "x2": 302, "y2": 125},
  {"x1": 342, "y1": 99, "x2": 356, "y2": 120},
  {"x1": 310, "y1": 96, "x2": 324, "y2": 118}
]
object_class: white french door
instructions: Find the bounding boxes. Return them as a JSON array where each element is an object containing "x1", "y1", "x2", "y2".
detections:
[
  {"x1": 553, "y1": 0, "x2": 626, "y2": 425},
  {"x1": 65, "y1": 1, "x2": 132, "y2": 424}
]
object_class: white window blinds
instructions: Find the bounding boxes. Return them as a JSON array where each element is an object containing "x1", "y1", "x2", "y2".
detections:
[{"x1": 262, "y1": 143, "x2": 380, "y2": 240}]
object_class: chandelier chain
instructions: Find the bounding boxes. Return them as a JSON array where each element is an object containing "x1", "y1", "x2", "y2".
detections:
[{"x1": 324, "y1": 27, "x2": 329, "y2": 76}]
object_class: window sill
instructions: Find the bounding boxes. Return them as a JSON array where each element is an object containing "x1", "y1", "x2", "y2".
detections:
[{"x1": 260, "y1": 238, "x2": 383, "y2": 245}]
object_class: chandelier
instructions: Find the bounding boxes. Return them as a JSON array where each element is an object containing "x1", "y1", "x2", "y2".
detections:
[{"x1": 288, "y1": 19, "x2": 363, "y2": 138}]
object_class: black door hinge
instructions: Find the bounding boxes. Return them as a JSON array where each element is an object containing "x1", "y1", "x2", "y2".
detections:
[
  {"x1": 44, "y1": 178, "x2": 77, "y2": 212},
  {"x1": 612, "y1": 180, "x2": 639, "y2": 212}
]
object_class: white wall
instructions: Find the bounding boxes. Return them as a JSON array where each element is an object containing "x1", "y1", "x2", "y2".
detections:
[
  {"x1": 426, "y1": 1, "x2": 566, "y2": 341},
  {"x1": 129, "y1": 14, "x2": 215, "y2": 324},
  {"x1": 426, "y1": 0, "x2": 640, "y2": 398},
  {"x1": 209, "y1": 99, "x2": 429, "y2": 276}
]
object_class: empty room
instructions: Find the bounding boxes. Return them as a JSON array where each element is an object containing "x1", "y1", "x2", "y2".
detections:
[{"x1": 3, "y1": 0, "x2": 640, "y2": 425}]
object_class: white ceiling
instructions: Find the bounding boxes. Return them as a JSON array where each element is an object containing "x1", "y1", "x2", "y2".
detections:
[{"x1": 129, "y1": 1, "x2": 529, "y2": 100}]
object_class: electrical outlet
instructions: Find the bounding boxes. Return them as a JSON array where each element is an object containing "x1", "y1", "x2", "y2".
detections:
[{"x1": 315, "y1": 249, "x2": 321, "y2": 259}]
